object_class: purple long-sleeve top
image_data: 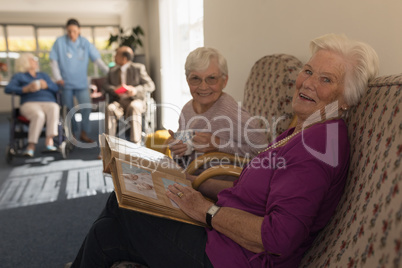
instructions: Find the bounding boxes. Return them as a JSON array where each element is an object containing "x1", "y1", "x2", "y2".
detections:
[{"x1": 206, "y1": 118, "x2": 350, "y2": 267}]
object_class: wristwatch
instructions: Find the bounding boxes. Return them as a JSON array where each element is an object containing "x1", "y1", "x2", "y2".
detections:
[{"x1": 206, "y1": 204, "x2": 221, "y2": 228}]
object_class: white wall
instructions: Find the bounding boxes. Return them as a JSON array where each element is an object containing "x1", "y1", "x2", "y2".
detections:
[
  {"x1": 204, "y1": 0, "x2": 402, "y2": 102},
  {"x1": 146, "y1": 0, "x2": 162, "y2": 111},
  {"x1": 120, "y1": 0, "x2": 149, "y2": 62}
]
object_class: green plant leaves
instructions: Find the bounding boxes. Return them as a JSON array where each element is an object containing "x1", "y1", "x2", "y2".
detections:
[{"x1": 107, "y1": 26, "x2": 145, "y2": 52}]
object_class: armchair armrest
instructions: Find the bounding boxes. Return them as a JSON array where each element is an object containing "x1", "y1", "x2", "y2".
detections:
[
  {"x1": 185, "y1": 152, "x2": 250, "y2": 175},
  {"x1": 192, "y1": 164, "x2": 243, "y2": 190}
]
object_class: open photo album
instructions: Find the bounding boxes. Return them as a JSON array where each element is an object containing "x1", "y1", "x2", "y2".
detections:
[{"x1": 99, "y1": 134, "x2": 206, "y2": 227}]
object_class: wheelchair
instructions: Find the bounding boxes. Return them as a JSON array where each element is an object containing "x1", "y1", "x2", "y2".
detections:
[
  {"x1": 5, "y1": 92, "x2": 73, "y2": 164},
  {"x1": 104, "y1": 91, "x2": 157, "y2": 145},
  {"x1": 90, "y1": 76, "x2": 157, "y2": 144}
]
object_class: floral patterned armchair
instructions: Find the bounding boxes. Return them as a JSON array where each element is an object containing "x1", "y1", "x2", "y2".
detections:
[
  {"x1": 300, "y1": 74, "x2": 402, "y2": 267},
  {"x1": 112, "y1": 62, "x2": 402, "y2": 268},
  {"x1": 242, "y1": 53, "x2": 303, "y2": 143}
]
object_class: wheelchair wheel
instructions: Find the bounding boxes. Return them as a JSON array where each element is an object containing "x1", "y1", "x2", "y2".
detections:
[
  {"x1": 60, "y1": 141, "x2": 71, "y2": 159},
  {"x1": 6, "y1": 146, "x2": 15, "y2": 164}
]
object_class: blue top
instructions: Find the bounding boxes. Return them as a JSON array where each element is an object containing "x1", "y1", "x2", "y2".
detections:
[
  {"x1": 49, "y1": 35, "x2": 101, "y2": 90},
  {"x1": 5, "y1": 72, "x2": 59, "y2": 105}
]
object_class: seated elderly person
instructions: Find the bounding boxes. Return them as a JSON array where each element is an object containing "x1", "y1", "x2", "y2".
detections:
[
  {"x1": 5, "y1": 53, "x2": 59, "y2": 157},
  {"x1": 102, "y1": 46, "x2": 155, "y2": 144},
  {"x1": 67, "y1": 33, "x2": 379, "y2": 268},
  {"x1": 168, "y1": 47, "x2": 268, "y2": 167}
]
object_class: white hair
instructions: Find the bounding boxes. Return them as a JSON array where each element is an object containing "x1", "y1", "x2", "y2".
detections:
[
  {"x1": 15, "y1": 53, "x2": 36, "y2": 73},
  {"x1": 310, "y1": 33, "x2": 379, "y2": 106},
  {"x1": 185, "y1": 47, "x2": 228, "y2": 78}
]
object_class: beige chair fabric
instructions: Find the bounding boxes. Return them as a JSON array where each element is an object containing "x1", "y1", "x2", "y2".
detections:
[
  {"x1": 300, "y1": 74, "x2": 402, "y2": 267},
  {"x1": 242, "y1": 54, "x2": 303, "y2": 143}
]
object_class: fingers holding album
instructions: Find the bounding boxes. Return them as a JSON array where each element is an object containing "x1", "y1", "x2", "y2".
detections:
[{"x1": 166, "y1": 183, "x2": 212, "y2": 222}]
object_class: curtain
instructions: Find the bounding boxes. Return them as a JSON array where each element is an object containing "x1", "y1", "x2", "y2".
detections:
[{"x1": 159, "y1": 0, "x2": 204, "y2": 130}]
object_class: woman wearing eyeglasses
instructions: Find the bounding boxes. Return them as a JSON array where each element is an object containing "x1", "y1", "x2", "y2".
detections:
[{"x1": 168, "y1": 47, "x2": 268, "y2": 164}]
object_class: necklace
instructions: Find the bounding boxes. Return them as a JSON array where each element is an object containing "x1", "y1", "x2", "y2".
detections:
[
  {"x1": 258, "y1": 115, "x2": 344, "y2": 154},
  {"x1": 259, "y1": 130, "x2": 301, "y2": 154}
]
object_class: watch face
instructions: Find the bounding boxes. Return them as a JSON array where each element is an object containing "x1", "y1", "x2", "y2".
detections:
[{"x1": 208, "y1": 205, "x2": 220, "y2": 215}]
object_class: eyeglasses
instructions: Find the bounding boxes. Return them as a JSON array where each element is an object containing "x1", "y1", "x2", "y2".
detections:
[{"x1": 188, "y1": 74, "x2": 223, "y2": 86}]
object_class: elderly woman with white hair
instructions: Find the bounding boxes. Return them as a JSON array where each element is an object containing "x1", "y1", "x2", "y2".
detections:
[
  {"x1": 168, "y1": 47, "x2": 268, "y2": 165},
  {"x1": 68, "y1": 33, "x2": 379, "y2": 268},
  {"x1": 5, "y1": 53, "x2": 59, "y2": 157}
]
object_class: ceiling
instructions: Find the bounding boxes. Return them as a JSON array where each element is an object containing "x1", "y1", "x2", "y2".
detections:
[{"x1": 0, "y1": 0, "x2": 130, "y2": 15}]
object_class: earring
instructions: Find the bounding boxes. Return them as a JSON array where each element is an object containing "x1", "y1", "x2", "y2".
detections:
[{"x1": 342, "y1": 106, "x2": 348, "y2": 111}]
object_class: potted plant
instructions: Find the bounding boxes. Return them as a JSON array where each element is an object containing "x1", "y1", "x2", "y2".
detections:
[{"x1": 107, "y1": 26, "x2": 144, "y2": 52}]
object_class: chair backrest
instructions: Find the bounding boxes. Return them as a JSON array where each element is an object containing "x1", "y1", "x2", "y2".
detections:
[
  {"x1": 242, "y1": 54, "x2": 303, "y2": 143},
  {"x1": 91, "y1": 77, "x2": 107, "y2": 89},
  {"x1": 90, "y1": 77, "x2": 107, "y2": 102},
  {"x1": 300, "y1": 74, "x2": 402, "y2": 267},
  {"x1": 142, "y1": 91, "x2": 157, "y2": 135}
]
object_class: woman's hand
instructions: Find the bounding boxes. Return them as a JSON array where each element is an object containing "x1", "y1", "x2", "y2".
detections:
[
  {"x1": 192, "y1": 132, "x2": 220, "y2": 153},
  {"x1": 167, "y1": 130, "x2": 189, "y2": 158},
  {"x1": 39, "y1": 79, "x2": 48, "y2": 90},
  {"x1": 56, "y1": 80, "x2": 64, "y2": 86},
  {"x1": 23, "y1": 81, "x2": 40, "y2": 93},
  {"x1": 166, "y1": 183, "x2": 213, "y2": 223},
  {"x1": 167, "y1": 183, "x2": 265, "y2": 253}
]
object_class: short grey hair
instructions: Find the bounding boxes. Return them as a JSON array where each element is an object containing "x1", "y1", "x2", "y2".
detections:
[
  {"x1": 15, "y1": 53, "x2": 36, "y2": 73},
  {"x1": 185, "y1": 47, "x2": 228, "y2": 78},
  {"x1": 310, "y1": 33, "x2": 379, "y2": 106}
]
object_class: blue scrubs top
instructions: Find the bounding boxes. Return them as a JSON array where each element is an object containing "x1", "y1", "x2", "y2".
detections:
[{"x1": 49, "y1": 35, "x2": 101, "y2": 91}]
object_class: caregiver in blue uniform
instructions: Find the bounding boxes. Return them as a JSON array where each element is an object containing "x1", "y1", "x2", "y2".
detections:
[{"x1": 50, "y1": 18, "x2": 109, "y2": 143}]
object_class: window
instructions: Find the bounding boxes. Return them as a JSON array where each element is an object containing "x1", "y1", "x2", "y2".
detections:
[
  {"x1": 6, "y1": 25, "x2": 36, "y2": 51},
  {"x1": 159, "y1": 0, "x2": 204, "y2": 130},
  {"x1": 37, "y1": 27, "x2": 62, "y2": 51},
  {"x1": 37, "y1": 27, "x2": 63, "y2": 76},
  {"x1": 0, "y1": 26, "x2": 8, "y2": 81},
  {"x1": 95, "y1": 26, "x2": 118, "y2": 66},
  {"x1": 0, "y1": 23, "x2": 118, "y2": 81}
]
